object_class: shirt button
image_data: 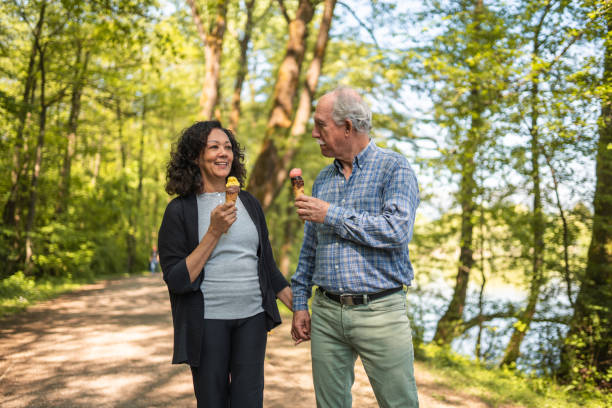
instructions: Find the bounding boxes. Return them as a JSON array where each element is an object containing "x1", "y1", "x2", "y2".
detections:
[
  {"x1": 342, "y1": 199, "x2": 345, "y2": 203},
  {"x1": 335, "y1": 265, "x2": 338, "y2": 269}
]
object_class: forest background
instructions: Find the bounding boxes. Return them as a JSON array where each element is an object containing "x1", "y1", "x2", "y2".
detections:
[{"x1": 1, "y1": 0, "x2": 610, "y2": 401}]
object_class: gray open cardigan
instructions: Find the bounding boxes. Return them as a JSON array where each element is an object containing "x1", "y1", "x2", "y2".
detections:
[{"x1": 158, "y1": 190, "x2": 289, "y2": 366}]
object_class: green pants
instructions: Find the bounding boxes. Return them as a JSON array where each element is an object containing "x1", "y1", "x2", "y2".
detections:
[{"x1": 311, "y1": 289, "x2": 419, "y2": 408}]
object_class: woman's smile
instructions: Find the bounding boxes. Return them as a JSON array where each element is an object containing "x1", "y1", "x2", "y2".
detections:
[{"x1": 199, "y1": 128, "x2": 234, "y2": 188}]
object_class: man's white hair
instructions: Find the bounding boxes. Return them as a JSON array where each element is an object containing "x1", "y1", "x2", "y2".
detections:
[{"x1": 330, "y1": 86, "x2": 372, "y2": 134}]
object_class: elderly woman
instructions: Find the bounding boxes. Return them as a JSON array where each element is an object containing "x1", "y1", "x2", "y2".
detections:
[{"x1": 158, "y1": 121, "x2": 292, "y2": 408}]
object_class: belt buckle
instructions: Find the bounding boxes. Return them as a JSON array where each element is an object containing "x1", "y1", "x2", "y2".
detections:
[{"x1": 339, "y1": 294, "x2": 355, "y2": 306}]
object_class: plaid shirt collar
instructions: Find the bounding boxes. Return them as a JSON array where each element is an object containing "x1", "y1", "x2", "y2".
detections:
[{"x1": 332, "y1": 139, "x2": 375, "y2": 173}]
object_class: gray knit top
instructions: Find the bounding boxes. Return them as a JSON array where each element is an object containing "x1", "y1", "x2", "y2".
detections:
[{"x1": 196, "y1": 192, "x2": 264, "y2": 319}]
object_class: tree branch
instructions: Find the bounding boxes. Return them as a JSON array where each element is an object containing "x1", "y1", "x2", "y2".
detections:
[
  {"x1": 458, "y1": 309, "x2": 571, "y2": 336},
  {"x1": 276, "y1": 0, "x2": 291, "y2": 23},
  {"x1": 186, "y1": 0, "x2": 208, "y2": 46},
  {"x1": 460, "y1": 309, "x2": 518, "y2": 333},
  {"x1": 540, "y1": 145, "x2": 574, "y2": 308},
  {"x1": 337, "y1": 1, "x2": 380, "y2": 49}
]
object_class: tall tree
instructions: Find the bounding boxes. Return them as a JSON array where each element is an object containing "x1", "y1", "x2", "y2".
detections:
[
  {"x1": 56, "y1": 43, "x2": 90, "y2": 216},
  {"x1": 288, "y1": 0, "x2": 336, "y2": 156},
  {"x1": 24, "y1": 5, "x2": 50, "y2": 271},
  {"x1": 2, "y1": 0, "x2": 45, "y2": 232},
  {"x1": 229, "y1": 0, "x2": 257, "y2": 131},
  {"x1": 496, "y1": 0, "x2": 600, "y2": 367},
  {"x1": 23, "y1": 0, "x2": 71, "y2": 271},
  {"x1": 187, "y1": 0, "x2": 229, "y2": 120},
  {"x1": 430, "y1": 0, "x2": 509, "y2": 344},
  {"x1": 248, "y1": 0, "x2": 335, "y2": 211},
  {"x1": 560, "y1": 0, "x2": 612, "y2": 387},
  {"x1": 500, "y1": 0, "x2": 551, "y2": 366}
]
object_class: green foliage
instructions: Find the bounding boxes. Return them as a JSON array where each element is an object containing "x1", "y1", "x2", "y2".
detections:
[
  {"x1": 29, "y1": 222, "x2": 96, "y2": 279},
  {"x1": 563, "y1": 313, "x2": 612, "y2": 390},
  {"x1": 0, "y1": 271, "x2": 82, "y2": 317},
  {"x1": 0, "y1": 272, "x2": 35, "y2": 300},
  {"x1": 419, "y1": 343, "x2": 612, "y2": 408}
]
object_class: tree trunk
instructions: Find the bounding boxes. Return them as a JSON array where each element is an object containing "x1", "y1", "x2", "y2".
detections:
[
  {"x1": 500, "y1": 279, "x2": 541, "y2": 366},
  {"x1": 138, "y1": 97, "x2": 146, "y2": 197},
  {"x1": 475, "y1": 199, "x2": 487, "y2": 360},
  {"x1": 229, "y1": 0, "x2": 256, "y2": 131},
  {"x1": 280, "y1": 0, "x2": 337, "y2": 172},
  {"x1": 248, "y1": 0, "x2": 335, "y2": 211},
  {"x1": 90, "y1": 132, "x2": 103, "y2": 188},
  {"x1": 559, "y1": 5, "x2": 612, "y2": 385},
  {"x1": 500, "y1": 29, "x2": 546, "y2": 366},
  {"x1": 24, "y1": 39, "x2": 48, "y2": 273},
  {"x1": 433, "y1": 0, "x2": 485, "y2": 346},
  {"x1": 433, "y1": 149, "x2": 476, "y2": 344},
  {"x1": 3, "y1": 2, "x2": 45, "y2": 229},
  {"x1": 500, "y1": 142, "x2": 544, "y2": 365},
  {"x1": 187, "y1": 0, "x2": 228, "y2": 120},
  {"x1": 56, "y1": 46, "x2": 89, "y2": 216},
  {"x1": 124, "y1": 96, "x2": 148, "y2": 274},
  {"x1": 543, "y1": 149, "x2": 573, "y2": 306},
  {"x1": 114, "y1": 99, "x2": 136, "y2": 273}
]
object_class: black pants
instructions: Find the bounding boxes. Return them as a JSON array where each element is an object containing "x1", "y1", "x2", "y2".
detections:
[{"x1": 190, "y1": 312, "x2": 267, "y2": 408}]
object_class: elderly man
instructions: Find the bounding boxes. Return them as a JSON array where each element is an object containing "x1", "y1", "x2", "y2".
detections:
[{"x1": 291, "y1": 86, "x2": 420, "y2": 407}]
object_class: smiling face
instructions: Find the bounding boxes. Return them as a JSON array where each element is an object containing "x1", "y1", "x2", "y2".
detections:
[{"x1": 197, "y1": 128, "x2": 233, "y2": 191}]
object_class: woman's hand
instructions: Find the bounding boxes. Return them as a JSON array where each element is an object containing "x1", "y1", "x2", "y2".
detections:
[
  {"x1": 208, "y1": 202, "x2": 237, "y2": 236},
  {"x1": 186, "y1": 202, "x2": 237, "y2": 283},
  {"x1": 277, "y1": 286, "x2": 293, "y2": 312}
]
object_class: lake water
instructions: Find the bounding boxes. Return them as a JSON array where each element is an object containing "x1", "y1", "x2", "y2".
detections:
[{"x1": 407, "y1": 279, "x2": 572, "y2": 374}]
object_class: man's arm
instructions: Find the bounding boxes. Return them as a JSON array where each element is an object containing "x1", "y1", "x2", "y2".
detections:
[
  {"x1": 290, "y1": 219, "x2": 317, "y2": 344},
  {"x1": 296, "y1": 164, "x2": 419, "y2": 249},
  {"x1": 291, "y1": 220, "x2": 317, "y2": 311}
]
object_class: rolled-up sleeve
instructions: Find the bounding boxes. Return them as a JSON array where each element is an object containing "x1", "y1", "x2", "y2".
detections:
[{"x1": 158, "y1": 199, "x2": 203, "y2": 294}]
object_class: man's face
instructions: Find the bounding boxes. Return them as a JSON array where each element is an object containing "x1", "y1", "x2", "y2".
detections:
[{"x1": 312, "y1": 94, "x2": 347, "y2": 159}]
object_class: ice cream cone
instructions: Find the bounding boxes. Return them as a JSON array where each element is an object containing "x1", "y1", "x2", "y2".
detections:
[
  {"x1": 225, "y1": 176, "x2": 240, "y2": 204},
  {"x1": 289, "y1": 168, "x2": 304, "y2": 199}
]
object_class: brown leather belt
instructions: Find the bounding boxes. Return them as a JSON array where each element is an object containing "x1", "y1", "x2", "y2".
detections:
[{"x1": 318, "y1": 287, "x2": 403, "y2": 306}]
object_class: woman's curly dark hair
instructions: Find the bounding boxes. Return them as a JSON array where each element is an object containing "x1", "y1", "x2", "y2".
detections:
[{"x1": 165, "y1": 121, "x2": 246, "y2": 196}]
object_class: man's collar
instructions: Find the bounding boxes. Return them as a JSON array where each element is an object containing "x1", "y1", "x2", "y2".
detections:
[
  {"x1": 333, "y1": 139, "x2": 374, "y2": 172},
  {"x1": 354, "y1": 139, "x2": 375, "y2": 169}
]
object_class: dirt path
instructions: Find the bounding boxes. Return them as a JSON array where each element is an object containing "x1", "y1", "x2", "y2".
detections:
[{"x1": 0, "y1": 275, "x2": 497, "y2": 407}]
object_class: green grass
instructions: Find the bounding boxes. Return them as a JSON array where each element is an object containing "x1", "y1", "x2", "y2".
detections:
[
  {"x1": 0, "y1": 270, "x2": 145, "y2": 318},
  {"x1": 418, "y1": 343, "x2": 611, "y2": 408}
]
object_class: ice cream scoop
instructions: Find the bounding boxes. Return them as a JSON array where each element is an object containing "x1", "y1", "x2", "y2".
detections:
[
  {"x1": 225, "y1": 176, "x2": 240, "y2": 204},
  {"x1": 289, "y1": 168, "x2": 304, "y2": 199}
]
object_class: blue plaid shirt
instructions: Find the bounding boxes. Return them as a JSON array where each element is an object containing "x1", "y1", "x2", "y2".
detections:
[{"x1": 291, "y1": 141, "x2": 420, "y2": 311}]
